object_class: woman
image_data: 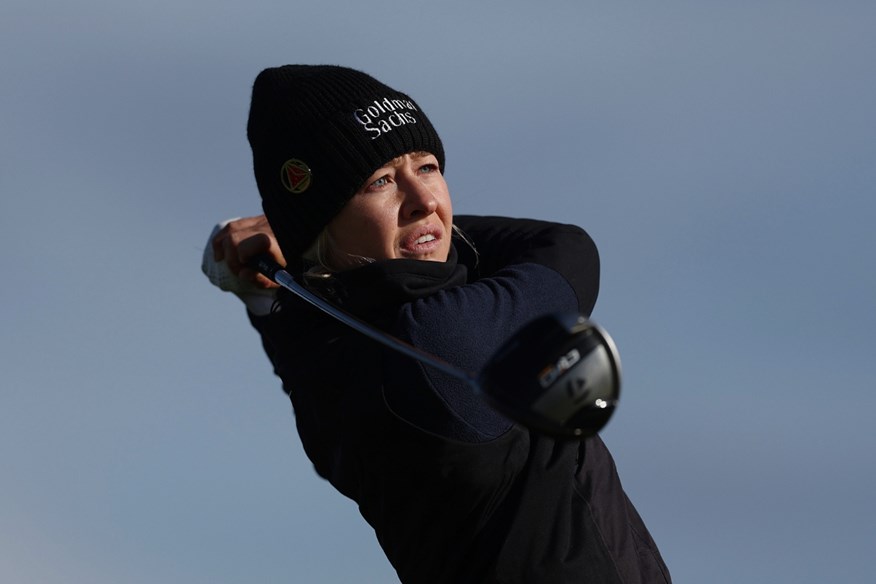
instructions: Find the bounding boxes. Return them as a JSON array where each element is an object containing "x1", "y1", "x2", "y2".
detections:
[{"x1": 205, "y1": 65, "x2": 671, "y2": 583}]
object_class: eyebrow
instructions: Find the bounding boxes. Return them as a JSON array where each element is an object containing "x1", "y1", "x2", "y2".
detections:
[{"x1": 386, "y1": 151, "x2": 432, "y2": 167}]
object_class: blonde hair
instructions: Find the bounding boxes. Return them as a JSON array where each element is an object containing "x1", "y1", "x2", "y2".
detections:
[{"x1": 302, "y1": 229, "x2": 374, "y2": 276}]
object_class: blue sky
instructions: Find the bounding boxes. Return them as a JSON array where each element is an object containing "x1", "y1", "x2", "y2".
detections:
[{"x1": 2, "y1": 1, "x2": 875, "y2": 582}]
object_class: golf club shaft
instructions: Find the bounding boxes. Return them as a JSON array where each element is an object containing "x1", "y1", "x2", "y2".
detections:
[{"x1": 250, "y1": 255, "x2": 477, "y2": 385}]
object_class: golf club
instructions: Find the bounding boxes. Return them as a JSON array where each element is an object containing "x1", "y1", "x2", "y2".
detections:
[{"x1": 251, "y1": 255, "x2": 621, "y2": 438}]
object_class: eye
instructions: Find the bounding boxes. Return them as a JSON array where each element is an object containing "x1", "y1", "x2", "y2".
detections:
[
  {"x1": 418, "y1": 163, "x2": 439, "y2": 175},
  {"x1": 365, "y1": 175, "x2": 391, "y2": 192}
]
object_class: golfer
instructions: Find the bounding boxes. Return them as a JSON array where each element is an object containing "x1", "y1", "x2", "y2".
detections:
[{"x1": 205, "y1": 65, "x2": 671, "y2": 583}]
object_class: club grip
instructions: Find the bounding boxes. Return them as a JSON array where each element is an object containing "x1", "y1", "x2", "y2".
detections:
[{"x1": 249, "y1": 254, "x2": 283, "y2": 282}]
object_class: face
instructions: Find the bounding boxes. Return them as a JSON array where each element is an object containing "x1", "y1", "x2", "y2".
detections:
[{"x1": 325, "y1": 152, "x2": 453, "y2": 269}]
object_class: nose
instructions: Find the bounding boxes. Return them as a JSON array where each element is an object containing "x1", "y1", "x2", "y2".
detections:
[{"x1": 399, "y1": 173, "x2": 438, "y2": 220}]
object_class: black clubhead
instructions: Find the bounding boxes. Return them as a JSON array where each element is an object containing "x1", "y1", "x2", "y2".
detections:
[{"x1": 478, "y1": 312, "x2": 621, "y2": 438}]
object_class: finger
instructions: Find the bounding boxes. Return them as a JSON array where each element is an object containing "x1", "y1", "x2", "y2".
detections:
[
  {"x1": 255, "y1": 273, "x2": 280, "y2": 288},
  {"x1": 237, "y1": 232, "x2": 274, "y2": 265},
  {"x1": 222, "y1": 235, "x2": 243, "y2": 275},
  {"x1": 238, "y1": 267, "x2": 280, "y2": 289},
  {"x1": 210, "y1": 215, "x2": 279, "y2": 273}
]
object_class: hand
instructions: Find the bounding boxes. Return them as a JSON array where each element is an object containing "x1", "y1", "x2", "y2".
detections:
[{"x1": 211, "y1": 215, "x2": 284, "y2": 289}]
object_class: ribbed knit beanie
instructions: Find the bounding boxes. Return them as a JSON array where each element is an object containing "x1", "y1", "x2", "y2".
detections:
[{"x1": 247, "y1": 65, "x2": 445, "y2": 263}]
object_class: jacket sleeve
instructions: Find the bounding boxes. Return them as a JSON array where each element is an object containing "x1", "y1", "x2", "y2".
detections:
[{"x1": 454, "y1": 215, "x2": 600, "y2": 316}]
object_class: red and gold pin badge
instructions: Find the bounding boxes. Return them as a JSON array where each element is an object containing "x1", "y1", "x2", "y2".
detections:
[{"x1": 280, "y1": 159, "x2": 312, "y2": 194}]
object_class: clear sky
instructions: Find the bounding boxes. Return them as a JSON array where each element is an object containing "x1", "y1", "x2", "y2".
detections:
[{"x1": 2, "y1": 1, "x2": 875, "y2": 582}]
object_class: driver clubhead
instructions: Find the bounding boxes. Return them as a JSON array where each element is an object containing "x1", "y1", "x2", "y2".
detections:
[{"x1": 478, "y1": 312, "x2": 621, "y2": 438}]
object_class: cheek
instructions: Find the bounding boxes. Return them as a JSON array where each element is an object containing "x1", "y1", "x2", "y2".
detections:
[
  {"x1": 359, "y1": 206, "x2": 399, "y2": 248},
  {"x1": 436, "y1": 179, "x2": 453, "y2": 216},
  {"x1": 331, "y1": 201, "x2": 400, "y2": 259}
]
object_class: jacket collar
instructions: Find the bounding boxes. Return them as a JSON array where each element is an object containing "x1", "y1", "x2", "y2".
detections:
[{"x1": 280, "y1": 245, "x2": 468, "y2": 322}]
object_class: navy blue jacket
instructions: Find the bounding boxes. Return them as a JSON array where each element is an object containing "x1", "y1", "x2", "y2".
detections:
[{"x1": 251, "y1": 216, "x2": 671, "y2": 583}]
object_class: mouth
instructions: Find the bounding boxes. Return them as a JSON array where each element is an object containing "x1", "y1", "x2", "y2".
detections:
[{"x1": 400, "y1": 226, "x2": 445, "y2": 259}]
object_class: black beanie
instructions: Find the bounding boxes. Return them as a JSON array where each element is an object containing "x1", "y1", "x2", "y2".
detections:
[{"x1": 247, "y1": 65, "x2": 446, "y2": 263}]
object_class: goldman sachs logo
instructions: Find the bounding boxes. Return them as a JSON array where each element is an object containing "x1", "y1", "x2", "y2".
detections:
[{"x1": 353, "y1": 97, "x2": 419, "y2": 139}]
